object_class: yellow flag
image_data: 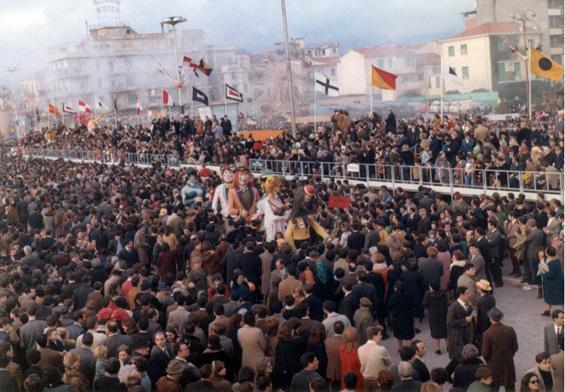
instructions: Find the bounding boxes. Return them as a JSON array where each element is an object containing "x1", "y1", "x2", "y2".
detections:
[{"x1": 530, "y1": 49, "x2": 563, "y2": 81}]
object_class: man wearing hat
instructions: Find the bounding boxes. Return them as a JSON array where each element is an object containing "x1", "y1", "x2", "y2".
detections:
[
  {"x1": 481, "y1": 308, "x2": 519, "y2": 391},
  {"x1": 353, "y1": 297, "x2": 374, "y2": 344},
  {"x1": 475, "y1": 279, "x2": 495, "y2": 345},
  {"x1": 156, "y1": 359, "x2": 185, "y2": 392}
]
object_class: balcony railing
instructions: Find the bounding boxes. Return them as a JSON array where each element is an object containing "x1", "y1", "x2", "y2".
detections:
[{"x1": 5, "y1": 148, "x2": 563, "y2": 199}]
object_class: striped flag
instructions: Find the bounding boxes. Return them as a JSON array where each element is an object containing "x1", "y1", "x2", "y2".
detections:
[
  {"x1": 225, "y1": 84, "x2": 243, "y2": 103},
  {"x1": 62, "y1": 103, "x2": 76, "y2": 114},
  {"x1": 371, "y1": 65, "x2": 397, "y2": 90},
  {"x1": 183, "y1": 55, "x2": 213, "y2": 77},
  {"x1": 78, "y1": 100, "x2": 93, "y2": 113},
  {"x1": 48, "y1": 103, "x2": 60, "y2": 116}
]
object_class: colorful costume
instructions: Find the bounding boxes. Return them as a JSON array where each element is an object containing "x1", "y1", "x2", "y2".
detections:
[
  {"x1": 255, "y1": 175, "x2": 288, "y2": 241},
  {"x1": 285, "y1": 185, "x2": 328, "y2": 249},
  {"x1": 227, "y1": 165, "x2": 260, "y2": 221},
  {"x1": 211, "y1": 166, "x2": 234, "y2": 217}
]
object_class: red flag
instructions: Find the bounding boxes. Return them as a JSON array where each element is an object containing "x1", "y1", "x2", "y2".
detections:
[
  {"x1": 371, "y1": 65, "x2": 397, "y2": 90},
  {"x1": 78, "y1": 100, "x2": 93, "y2": 113},
  {"x1": 162, "y1": 89, "x2": 171, "y2": 106},
  {"x1": 48, "y1": 103, "x2": 60, "y2": 116},
  {"x1": 328, "y1": 196, "x2": 351, "y2": 209}
]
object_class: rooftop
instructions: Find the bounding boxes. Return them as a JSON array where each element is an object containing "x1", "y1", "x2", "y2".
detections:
[
  {"x1": 353, "y1": 44, "x2": 415, "y2": 57},
  {"x1": 440, "y1": 22, "x2": 535, "y2": 41}
]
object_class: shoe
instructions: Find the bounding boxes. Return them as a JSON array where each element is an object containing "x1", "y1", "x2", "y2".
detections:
[
  {"x1": 415, "y1": 328, "x2": 421, "y2": 334},
  {"x1": 435, "y1": 350, "x2": 442, "y2": 355},
  {"x1": 542, "y1": 310, "x2": 551, "y2": 317},
  {"x1": 523, "y1": 284, "x2": 532, "y2": 291}
]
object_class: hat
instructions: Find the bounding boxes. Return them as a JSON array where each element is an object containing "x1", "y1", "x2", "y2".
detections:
[
  {"x1": 308, "y1": 250, "x2": 320, "y2": 258},
  {"x1": 304, "y1": 185, "x2": 316, "y2": 196},
  {"x1": 166, "y1": 359, "x2": 187, "y2": 375},
  {"x1": 476, "y1": 279, "x2": 492, "y2": 292},
  {"x1": 360, "y1": 297, "x2": 372, "y2": 307},
  {"x1": 401, "y1": 144, "x2": 410, "y2": 152},
  {"x1": 487, "y1": 307, "x2": 504, "y2": 322}
]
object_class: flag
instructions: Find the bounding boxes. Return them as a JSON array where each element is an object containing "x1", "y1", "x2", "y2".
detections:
[
  {"x1": 78, "y1": 100, "x2": 93, "y2": 114},
  {"x1": 48, "y1": 103, "x2": 60, "y2": 116},
  {"x1": 135, "y1": 95, "x2": 142, "y2": 115},
  {"x1": 62, "y1": 103, "x2": 76, "y2": 114},
  {"x1": 162, "y1": 89, "x2": 171, "y2": 106},
  {"x1": 183, "y1": 55, "x2": 213, "y2": 77},
  {"x1": 192, "y1": 87, "x2": 208, "y2": 105},
  {"x1": 444, "y1": 65, "x2": 464, "y2": 86},
  {"x1": 315, "y1": 72, "x2": 339, "y2": 97},
  {"x1": 530, "y1": 48, "x2": 563, "y2": 81},
  {"x1": 225, "y1": 84, "x2": 244, "y2": 102},
  {"x1": 96, "y1": 98, "x2": 109, "y2": 111},
  {"x1": 371, "y1": 65, "x2": 397, "y2": 90}
]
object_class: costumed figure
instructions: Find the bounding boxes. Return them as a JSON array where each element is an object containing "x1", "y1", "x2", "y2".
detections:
[
  {"x1": 227, "y1": 164, "x2": 260, "y2": 221},
  {"x1": 285, "y1": 184, "x2": 328, "y2": 249},
  {"x1": 211, "y1": 165, "x2": 234, "y2": 217},
  {"x1": 254, "y1": 174, "x2": 288, "y2": 241},
  {"x1": 181, "y1": 167, "x2": 205, "y2": 205}
]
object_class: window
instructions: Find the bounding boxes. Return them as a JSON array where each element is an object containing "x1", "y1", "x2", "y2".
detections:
[
  {"x1": 388, "y1": 58, "x2": 393, "y2": 68},
  {"x1": 428, "y1": 77, "x2": 432, "y2": 89},
  {"x1": 498, "y1": 63, "x2": 506, "y2": 81},
  {"x1": 462, "y1": 66, "x2": 469, "y2": 80},
  {"x1": 514, "y1": 62, "x2": 521, "y2": 79},
  {"x1": 128, "y1": 94, "x2": 136, "y2": 105},
  {"x1": 460, "y1": 44, "x2": 468, "y2": 55},
  {"x1": 435, "y1": 76, "x2": 440, "y2": 88},
  {"x1": 126, "y1": 75, "x2": 135, "y2": 87},
  {"x1": 550, "y1": 15, "x2": 564, "y2": 28},
  {"x1": 330, "y1": 68, "x2": 336, "y2": 77},
  {"x1": 549, "y1": 0, "x2": 562, "y2": 8},
  {"x1": 377, "y1": 59, "x2": 384, "y2": 67},
  {"x1": 448, "y1": 46, "x2": 455, "y2": 57},
  {"x1": 528, "y1": 39, "x2": 535, "y2": 49},
  {"x1": 550, "y1": 35, "x2": 564, "y2": 48},
  {"x1": 495, "y1": 40, "x2": 505, "y2": 52}
]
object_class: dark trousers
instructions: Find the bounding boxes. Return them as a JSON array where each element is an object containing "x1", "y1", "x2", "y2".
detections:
[{"x1": 491, "y1": 257, "x2": 503, "y2": 286}]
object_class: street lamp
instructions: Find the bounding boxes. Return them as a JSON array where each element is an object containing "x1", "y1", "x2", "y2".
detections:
[
  {"x1": 4, "y1": 66, "x2": 19, "y2": 137},
  {"x1": 512, "y1": 9, "x2": 536, "y2": 119},
  {"x1": 161, "y1": 16, "x2": 187, "y2": 111},
  {"x1": 280, "y1": 0, "x2": 297, "y2": 138}
]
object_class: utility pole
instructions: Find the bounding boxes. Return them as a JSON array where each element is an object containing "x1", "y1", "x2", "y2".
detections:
[
  {"x1": 280, "y1": 0, "x2": 297, "y2": 138},
  {"x1": 512, "y1": 10, "x2": 536, "y2": 119}
]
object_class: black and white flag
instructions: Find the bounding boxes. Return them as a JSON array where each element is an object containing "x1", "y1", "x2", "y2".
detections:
[
  {"x1": 315, "y1": 72, "x2": 339, "y2": 97},
  {"x1": 192, "y1": 87, "x2": 209, "y2": 106}
]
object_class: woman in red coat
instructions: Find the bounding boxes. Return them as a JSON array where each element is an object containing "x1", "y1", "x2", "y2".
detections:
[{"x1": 338, "y1": 327, "x2": 364, "y2": 391}]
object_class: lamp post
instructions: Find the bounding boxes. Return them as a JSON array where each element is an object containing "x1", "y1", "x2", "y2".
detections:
[
  {"x1": 4, "y1": 66, "x2": 19, "y2": 137},
  {"x1": 512, "y1": 9, "x2": 536, "y2": 119},
  {"x1": 280, "y1": 0, "x2": 297, "y2": 138},
  {"x1": 161, "y1": 16, "x2": 187, "y2": 112}
]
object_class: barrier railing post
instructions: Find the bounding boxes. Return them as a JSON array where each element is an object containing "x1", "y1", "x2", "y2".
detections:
[
  {"x1": 448, "y1": 168, "x2": 454, "y2": 198},
  {"x1": 482, "y1": 169, "x2": 487, "y2": 193}
]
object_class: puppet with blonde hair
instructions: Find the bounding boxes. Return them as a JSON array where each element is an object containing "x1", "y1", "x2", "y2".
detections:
[
  {"x1": 255, "y1": 174, "x2": 288, "y2": 241},
  {"x1": 285, "y1": 184, "x2": 328, "y2": 249}
]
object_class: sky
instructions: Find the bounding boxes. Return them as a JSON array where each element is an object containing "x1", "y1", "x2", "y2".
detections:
[{"x1": 0, "y1": 0, "x2": 475, "y2": 83}]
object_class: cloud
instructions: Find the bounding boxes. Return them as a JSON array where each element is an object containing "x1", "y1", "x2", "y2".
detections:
[{"x1": 0, "y1": 0, "x2": 475, "y2": 82}]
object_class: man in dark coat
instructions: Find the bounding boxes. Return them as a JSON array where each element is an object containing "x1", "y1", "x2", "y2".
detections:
[
  {"x1": 385, "y1": 109, "x2": 397, "y2": 133},
  {"x1": 524, "y1": 218, "x2": 545, "y2": 284},
  {"x1": 148, "y1": 331, "x2": 172, "y2": 384},
  {"x1": 481, "y1": 308, "x2": 519, "y2": 391},
  {"x1": 338, "y1": 284, "x2": 358, "y2": 324},
  {"x1": 446, "y1": 287, "x2": 473, "y2": 375},
  {"x1": 475, "y1": 227, "x2": 494, "y2": 286},
  {"x1": 486, "y1": 220, "x2": 504, "y2": 286},
  {"x1": 475, "y1": 280, "x2": 496, "y2": 347}
]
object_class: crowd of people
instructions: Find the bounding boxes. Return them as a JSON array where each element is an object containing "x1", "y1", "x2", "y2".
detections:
[
  {"x1": 13, "y1": 109, "x2": 564, "y2": 191},
  {"x1": 0, "y1": 109, "x2": 562, "y2": 392}
]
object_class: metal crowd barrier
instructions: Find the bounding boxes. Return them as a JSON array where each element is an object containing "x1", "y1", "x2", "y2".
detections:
[{"x1": 9, "y1": 148, "x2": 564, "y2": 198}]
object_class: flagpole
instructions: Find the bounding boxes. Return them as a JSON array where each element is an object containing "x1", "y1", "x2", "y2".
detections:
[
  {"x1": 161, "y1": 88, "x2": 164, "y2": 116},
  {"x1": 440, "y1": 51, "x2": 444, "y2": 120},
  {"x1": 527, "y1": 48, "x2": 532, "y2": 120},
  {"x1": 314, "y1": 73, "x2": 318, "y2": 131},
  {"x1": 369, "y1": 85, "x2": 373, "y2": 114},
  {"x1": 224, "y1": 85, "x2": 227, "y2": 117}
]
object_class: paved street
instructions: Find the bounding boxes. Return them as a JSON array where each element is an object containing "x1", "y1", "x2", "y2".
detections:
[{"x1": 380, "y1": 274, "x2": 553, "y2": 386}]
